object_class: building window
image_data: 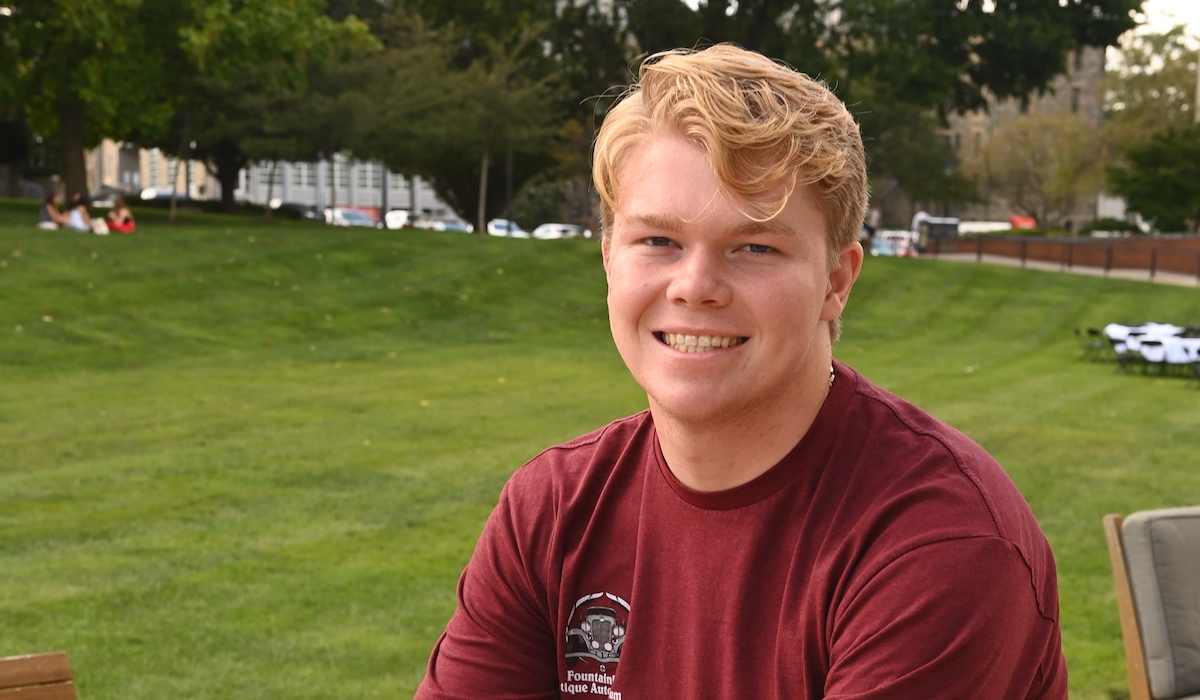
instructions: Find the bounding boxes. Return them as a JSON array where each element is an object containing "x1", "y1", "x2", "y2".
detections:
[
  {"x1": 149, "y1": 150, "x2": 160, "y2": 187},
  {"x1": 1074, "y1": 50, "x2": 1083, "y2": 72},
  {"x1": 293, "y1": 163, "x2": 307, "y2": 187},
  {"x1": 954, "y1": 133, "x2": 962, "y2": 152},
  {"x1": 337, "y1": 160, "x2": 350, "y2": 188},
  {"x1": 259, "y1": 162, "x2": 282, "y2": 186},
  {"x1": 356, "y1": 163, "x2": 382, "y2": 189},
  {"x1": 1071, "y1": 87, "x2": 1081, "y2": 113},
  {"x1": 973, "y1": 131, "x2": 983, "y2": 155}
]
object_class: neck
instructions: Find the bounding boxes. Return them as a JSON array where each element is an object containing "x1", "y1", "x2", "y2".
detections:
[{"x1": 652, "y1": 358, "x2": 835, "y2": 492}]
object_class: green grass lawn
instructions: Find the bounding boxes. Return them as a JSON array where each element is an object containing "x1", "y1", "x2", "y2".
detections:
[{"x1": 2, "y1": 198, "x2": 1199, "y2": 699}]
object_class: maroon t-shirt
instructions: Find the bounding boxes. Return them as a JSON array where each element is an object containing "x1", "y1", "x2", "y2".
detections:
[{"x1": 416, "y1": 362, "x2": 1067, "y2": 700}]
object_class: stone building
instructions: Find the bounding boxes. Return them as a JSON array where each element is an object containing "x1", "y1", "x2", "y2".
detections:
[
  {"x1": 938, "y1": 45, "x2": 1112, "y2": 227},
  {"x1": 79, "y1": 139, "x2": 459, "y2": 223}
]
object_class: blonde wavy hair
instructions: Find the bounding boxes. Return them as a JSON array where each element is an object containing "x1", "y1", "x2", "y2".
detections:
[{"x1": 593, "y1": 44, "x2": 868, "y2": 270}]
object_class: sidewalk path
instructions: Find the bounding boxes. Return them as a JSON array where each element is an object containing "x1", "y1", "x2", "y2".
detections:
[{"x1": 932, "y1": 252, "x2": 1200, "y2": 288}]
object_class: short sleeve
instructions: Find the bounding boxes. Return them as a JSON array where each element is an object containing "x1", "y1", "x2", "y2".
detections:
[
  {"x1": 414, "y1": 482, "x2": 560, "y2": 700},
  {"x1": 825, "y1": 536, "x2": 1066, "y2": 700}
]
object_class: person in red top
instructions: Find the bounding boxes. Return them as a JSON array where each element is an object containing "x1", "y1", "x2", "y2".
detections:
[
  {"x1": 415, "y1": 44, "x2": 1066, "y2": 700},
  {"x1": 105, "y1": 196, "x2": 136, "y2": 234}
]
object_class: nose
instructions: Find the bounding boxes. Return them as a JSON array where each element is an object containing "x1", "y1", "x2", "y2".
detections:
[{"x1": 667, "y1": 247, "x2": 732, "y2": 307}]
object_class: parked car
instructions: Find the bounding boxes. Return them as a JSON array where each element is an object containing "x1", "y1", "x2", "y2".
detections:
[
  {"x1": 384, "y1": 209, "x2": 421, "y2": 229},
  {"x1": 871, "y1": 230, "x2": 919, "y2": 258},
  {"x1": 439, "y1": 219, "x2": 473, "y2": 233},
  {"x1": 89, "y1": 185, "x2": 126, "y2": 208},
  {"x1": 326, "y1": 207, "x2": 379, "y2": 228},
  {"x1": 273, "y1": 201, "x2": 321, "y2": 221},
  {"x1": 532, "y1": 223, "x2": 591, "y2": 240},
  {"x1": 487, "y1": 219, "x2": 529, "y2": 238},
  {"x1": 139, "y1": 187, "x2": 186, "y2": 202}
]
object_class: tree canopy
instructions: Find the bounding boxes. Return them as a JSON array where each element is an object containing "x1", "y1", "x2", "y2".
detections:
[
  {"x1": 416, "y1": 0, "x2": 1141, "y2": 208},
  {"x1": 1, "y1": 0, "x2": 1143, "y2": 220},
  {"x1": 1104, "y1": 25, "x2": 1198, "y2": 153},
  {"x1": 1107, "y1": 124, "x2": 1200, "y2": 232},
  {"x1": 964, "y1": 111, "x2": 1105, "y2": 228},
  {"x1": 0, "y1": 0, "x2": 183, "y2": 196}
]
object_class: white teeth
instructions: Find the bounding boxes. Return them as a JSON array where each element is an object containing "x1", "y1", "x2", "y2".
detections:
[{"x1": 661, "y1": 333, "x2": 744, "y2": 352}]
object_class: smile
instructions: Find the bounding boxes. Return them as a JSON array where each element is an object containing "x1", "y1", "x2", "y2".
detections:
[{"x1": 656, "y1": 332, "x2": 747, "y2": 353}]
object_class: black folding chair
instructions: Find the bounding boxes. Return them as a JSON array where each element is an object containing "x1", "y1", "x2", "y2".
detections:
[{"x1": 1074, "y1": 327, "x2": 1110, "y2": 361}]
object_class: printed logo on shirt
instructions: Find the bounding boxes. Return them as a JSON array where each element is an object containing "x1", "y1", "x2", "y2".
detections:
[{"x1": 562, "y1": 591, "x2": 629, "y2": 699}]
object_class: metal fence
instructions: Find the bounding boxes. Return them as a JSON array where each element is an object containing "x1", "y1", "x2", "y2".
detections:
[{"x1": 930, "y1": 235, "x2": 1200, "y2": 283}]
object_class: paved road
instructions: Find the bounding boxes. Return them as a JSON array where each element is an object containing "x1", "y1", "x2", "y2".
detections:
[{"x1": 930, "y1": 252, "x2": 1200, "y2": 288}]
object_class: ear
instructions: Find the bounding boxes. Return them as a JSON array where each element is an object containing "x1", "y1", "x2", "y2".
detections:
[
  {"x1": 601, "y1": 234, "x2": 612, "y2": 279},
  {"x1": 820, "y1": 241, "x2": 864, "y2": 321}
]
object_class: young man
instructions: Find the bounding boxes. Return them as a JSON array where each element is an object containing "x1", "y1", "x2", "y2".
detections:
[{"x1": 415, "y1": 45, "x2": 1066, "y2": 700}]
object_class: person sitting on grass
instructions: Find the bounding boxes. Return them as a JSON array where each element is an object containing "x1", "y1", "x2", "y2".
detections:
[
  {"x1": 415, "y1": 44, "x2": 1066, "y2": 700},
  {"x1": 106, "y1": 196, "x2": 136, "y2": 234},
  {"x1": 66, "y1": 193, "x2": 108, "y2": 234},
  {"x1": 65, "y1": 193, "x2": 92, "y2": 233},
  {"x1": 38, "y1": 192, "x2": 68, "y2": 229}
]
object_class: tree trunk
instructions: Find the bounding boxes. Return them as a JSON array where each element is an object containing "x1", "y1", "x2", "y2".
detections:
[
  {"x1": 477, "y1": 145, "x2": 490, "y2": 235},
  {"x1": 380, "y1": 167, "x2": 388, "y2": 220},
  {"x1": 5, "y1": 164, "x2": 19, "y2": 198},
  {"x1": 505, "y1": 147, "x2": 513, "y2": 215},
  {"x1": 169, "y1": 132, "x2": 186, "y2": 224},
  {"x1": 210, "y1": 139, "x2": 245, "y2": 209},
  {"x1": 328, "y1": 157, "x2": 337, "y2": 217},
  {"x1": 265, "y1": 160, "x2": 277, "y2": 220},
  {"x1": 56, "y1": 95, "x2": 88, "y2": 200},
  {"x1": 169, "y1": 154, "x2": 182, "y2": 223}
]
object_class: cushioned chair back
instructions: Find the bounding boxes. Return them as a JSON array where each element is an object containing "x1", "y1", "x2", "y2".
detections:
[{"x1": 1123, "y1": 506, "x2": 1200, "y2": 699}]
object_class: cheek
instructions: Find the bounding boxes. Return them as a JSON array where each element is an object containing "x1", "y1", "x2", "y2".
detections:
[
  {"x1": 748, "y1": 272, "x2": 823, "y2": 311},
  {"x1": 607, "y1": 261, "x2": 654, "y2": 313}
]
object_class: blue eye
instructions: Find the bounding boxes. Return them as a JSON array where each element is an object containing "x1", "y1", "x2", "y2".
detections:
[
  {"x1": 746, "y1": 243, "x2": 773, "y2": 254},
  {"x1": 647, "y1": 237, "x2": 672, "y2": 247}
]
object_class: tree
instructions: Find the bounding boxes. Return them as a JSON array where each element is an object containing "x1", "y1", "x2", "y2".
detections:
[
  {"x1": 0, "y1": 0, "x2": 183, "y2": 197},
  {"x1": 0, "y1": 0, "x2": 376, "y2": 206},
  {"x1": 962, "y1": 111, "x2": 1105, "y2": 228},
  {"x1": 348, "y1": 9, "x2": 560, "y2": 228},
  {"x1": 416, "y1": 0, "x2": 1138, "y2": 209},
  {"x1": 605, "y1": 0, "x2": 1140, "y2": 114},
  {"x1": 165, "y1": 0, "x2": 379, "y2": 208},
  {"x1": 1104, "y1": 25, "x2": 1198, "y2": 153},
  {"x1": 1107, "y1": 124, "x2": 1200, "y2": 232},
  {"x1": 855, "y1": 91, "x2": 981, "y2": 209}
]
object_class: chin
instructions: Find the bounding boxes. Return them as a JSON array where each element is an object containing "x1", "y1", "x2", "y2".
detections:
[{"x1": 645, "y1": 386, "x2": 748, "y2": 425}]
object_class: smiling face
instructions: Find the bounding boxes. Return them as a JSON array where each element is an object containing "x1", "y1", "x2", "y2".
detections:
[{"x1": 603, "y1": 134, "x2": 861, "y2": 429}]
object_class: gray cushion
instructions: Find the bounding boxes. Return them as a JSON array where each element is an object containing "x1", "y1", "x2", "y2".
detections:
[{"x1": 1124, "y1": 506, "x2": 1200, "y2": 699}]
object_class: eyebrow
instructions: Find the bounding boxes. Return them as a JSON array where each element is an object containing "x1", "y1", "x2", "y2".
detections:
[
  {"x1": 620, "y1": 213, "x2": 798, "y2": 237},
  {"x1": 726, "y1": 220, "x2": 799, "y2": 237},
  {"x1": 620, "y1": 213, "x2": 681, "y2": 233}
]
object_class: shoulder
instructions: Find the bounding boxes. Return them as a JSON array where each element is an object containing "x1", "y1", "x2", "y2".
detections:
[
  {"x1": 830, "y1": 364, "x2": 1059, "y2": 619},
  {"x1": 843, "y1": 367, "x2": 1030, "y2": 531},
  {"x1": 503, "y1": 411, "x2": 653, "y2": 505}
]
